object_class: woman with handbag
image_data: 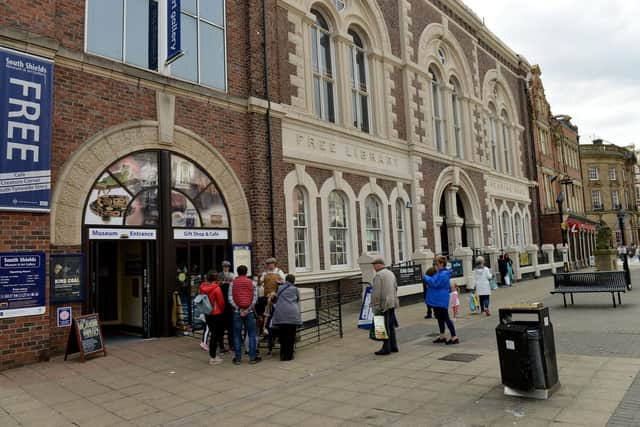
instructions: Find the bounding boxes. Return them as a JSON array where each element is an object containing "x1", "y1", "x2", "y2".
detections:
[
  {"x1": 199, "y1": 270, "x2": 226, "y2": 364},
  {"x1": 424, "y1": 255, "x2": 458, "y2": 345},
  {"x1": 271, "y1": 274, "x2": 303, "y2": 361},
  {"x1": 473, "y1": 257, "x2": 493, "y2": 316}
]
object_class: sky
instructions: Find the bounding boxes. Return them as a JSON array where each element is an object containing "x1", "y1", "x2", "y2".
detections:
[{"x1": 462, "y1": 0, "x2": 640, "y2": 148}]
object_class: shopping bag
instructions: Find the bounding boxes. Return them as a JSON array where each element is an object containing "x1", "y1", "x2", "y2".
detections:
[
  {"x1": 469, "y1": 294, "x2": 476, "y2": 311},
  {"x1": 369, "y1": 315, "x2": 388, "y2": 341},
  {"x1": 504, "y1": 274, "x2": 511, "y2": 286},
  {"x1": 473, "y1": 294, "x2": 480, "y2": 310},
  {"x1": 489, "y1": 277, "x2": 498, "y2": 290}
]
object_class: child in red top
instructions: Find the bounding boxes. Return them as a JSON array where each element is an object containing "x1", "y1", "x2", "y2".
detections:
[{"x1": 199, "y1": 270, "x2": 225, "y2": 364}]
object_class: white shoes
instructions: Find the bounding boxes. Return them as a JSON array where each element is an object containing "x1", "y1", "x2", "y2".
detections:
[{"x1": 209, "y1": 356, "x2": 223, "y2": 364}]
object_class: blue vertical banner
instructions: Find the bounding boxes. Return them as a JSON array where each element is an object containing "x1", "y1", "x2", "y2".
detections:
[
  {"x1": 0, "y1": 47, "x2": 53, "y2": 212},
  {"x1": 166, "y1": 0, "x2": 184, "y2": 64}
]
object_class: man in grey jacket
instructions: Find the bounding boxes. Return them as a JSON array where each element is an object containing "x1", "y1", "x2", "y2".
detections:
[{"x1": 371, "y1": 258, "x2": 399, "y2": 355}]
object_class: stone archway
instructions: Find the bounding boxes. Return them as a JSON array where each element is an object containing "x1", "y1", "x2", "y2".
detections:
[{"x1": 51, "y1": 121, "x2": 251, "y2": 246}]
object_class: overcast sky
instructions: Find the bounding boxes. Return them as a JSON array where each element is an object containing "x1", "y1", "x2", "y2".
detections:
[{"x1": 462, "y1": 0, "x2": 640, "y2": 148}]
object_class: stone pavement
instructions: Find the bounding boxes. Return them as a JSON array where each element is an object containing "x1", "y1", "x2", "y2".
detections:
[{"x1": 2, "y1": 267, "x2": 640, "y2": 426}]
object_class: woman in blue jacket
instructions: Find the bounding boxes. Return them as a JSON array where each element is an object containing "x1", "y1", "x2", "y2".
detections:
[{"x1": 424, "y1": 255, "x2": 459, "y2": 345}]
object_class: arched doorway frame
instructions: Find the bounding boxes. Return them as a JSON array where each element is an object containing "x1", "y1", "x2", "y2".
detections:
[
  {"x1": 431, "y1": 166, "x2": 483, "y2": 254},
  {"x1": 51, "y1": 121, "x2": 251, "y2": 246}
]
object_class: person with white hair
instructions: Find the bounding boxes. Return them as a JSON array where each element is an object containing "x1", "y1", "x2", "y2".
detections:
[{"x1": 473, "y1": 256, "x2": 493, "y2": 316}]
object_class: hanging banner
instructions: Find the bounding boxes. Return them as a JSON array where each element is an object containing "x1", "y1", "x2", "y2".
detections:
[
  {"x1": 0, "y1": 47, "x2": 53, "y2": 212},
  {"x1": 166, "y1": 0, "x2": 184, "y2": 64},
  {"x1": 0, "y1": 251, "x2": 46, "y2": 318},
  {"x1": 357, "y1": 284, "x2": 374, "y2": 329}
]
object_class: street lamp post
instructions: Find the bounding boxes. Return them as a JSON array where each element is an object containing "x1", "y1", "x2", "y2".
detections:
[
  {"x1": 617, "y1": 208, "x2": 632, "y2": 290},
  {"x1": 557, "y1": 191, "x2": 569, "y2": 272}
]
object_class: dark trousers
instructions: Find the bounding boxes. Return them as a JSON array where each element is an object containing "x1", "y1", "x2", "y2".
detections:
[
  {"x1": 478, "y1": 295, "x2": 490, "y2": 311},
  {"x1": 423, "y1": 284, "x2": 433, "y2": 316},
  {"x1": 380, "y1": 309, "x2": 398, "y2": 353},
  {"x1": 277, "y1": 324, "x2": 297, "y2": 361},
  {"x1": 221, "y1": 311, "x2": 233, "y2": 351},
  {"x1": 433, "y1": 307, "x2": 456, "y2": 337},
  {"x1": 205, "y1": 314, "x2": 224, "y2": 358}
]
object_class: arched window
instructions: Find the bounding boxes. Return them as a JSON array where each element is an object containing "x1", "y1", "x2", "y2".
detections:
[
  {"x1": 310, "y1": 10, "x2": 335, "y2": 123},
  {"x1": 489, "y1": 105, "x2": 498, "y2": 170},
  {"x1": 396, "y1": 199, "x2": 407, "y2": 261},
  {"x1": 349, "y1": 29, "x2": 370, "y2": 133},
  {"x1": 501, "y1": 211, "x2": 511, "y2": 248},
  {"x1": 328, "y1": 190, "x2": 349, "y2": 266},
  {"x1": 430, "y1": 67, "x2": 445, "y2": 153},
  {"x1": 491, "y1": 210, "x2": 498, "y2": 245},
  {"x1": 523, "y1": 214, "x2": 530, "y2": 245},
  {"x1": 501, "y1": 111, "x2": 511, "y2": 174},
  {"x1": 514, "y1": 212, "x2": 522, "y2": 248},
  {"x1": 292, "y1": 187, "x2": 309, "y2": 270},
  {"x1": 450, "y1": 78, "x2": 463, "y2": 159},
  {"x1": 365, "y1": 195, "x2": 382, "y2": 253}
]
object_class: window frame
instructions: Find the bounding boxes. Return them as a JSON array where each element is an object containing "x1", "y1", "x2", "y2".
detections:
[
  {"x1": 364, "y1": 195, "x2": 383, "y2": 254},
  {"x1": 609, "y1": 167, "x2": 617, "y2": 181},
  {"x1": 292, "y1": 186, "x2": 310, "y2": 272},
  {"x1": 612, "y1": 190, "x2": 620, "y2": 209},
  {"x1": 592, "y1": 190, "x2": 602, "y2": 210},
  {"x1": 430, "y1": 68, "x2": 445, "y2": 153},
  {"x1": 514, "y1": 212, "x2": 522, "y2": 248},
  {"x1": 310, "y1": 10, "x2": 337, "y2": 123},
  {"x1": 395, "y1": 199, "x2": 407, "y2": 262},
  {"x1": 451, "y1": 79, "x2": 463, "y2": 159},
  {"x1": 348, "y1": 29, "x2": 371, "y2": 133},
  {"x1": 589, "y1": 167, "x2": 599, "y2": 181},
  {"x1": 328, "y1": 190, "x2": 350, "y2": 267},
  {"x1": 489, "y1": 108, "x2": 498, "y2": 170},
  {"x1": 501, "y1": 111, "x2": 511, "y2": 174},
  {"x1": 501, "y1": 211, "x2": 511, "y2": 248}
]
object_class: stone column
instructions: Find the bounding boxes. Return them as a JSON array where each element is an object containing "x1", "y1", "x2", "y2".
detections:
[
  {"x1": 527, "y1": 244, "x2": 540, "y2": 277},
  {"x1": 485, "y1": 246, "x2": 499, "y2": 276},
  {"x1": 453, "y1": 246, "x2": 473, "y2": 289},
  {"x1": 412, "y1": 248, "x2": 435, "y2": 278},
  {"x1": 507, "y1": 246, "x2": 521, "y2": 281},
  {"x1": 542, "y1": 243, "x2": 556, "y2": 273},
  {"x1": 445, "y1": 185, "x2": 463, "y2": 252}
]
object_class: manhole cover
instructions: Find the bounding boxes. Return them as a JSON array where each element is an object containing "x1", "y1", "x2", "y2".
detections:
[{"x1": 439, "y1": 353, "x2": 481, "y2": 362}]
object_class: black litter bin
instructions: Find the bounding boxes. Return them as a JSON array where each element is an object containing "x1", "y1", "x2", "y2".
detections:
[{"x1": 495, "y1": 305, "x2": 559, "y2": 398}]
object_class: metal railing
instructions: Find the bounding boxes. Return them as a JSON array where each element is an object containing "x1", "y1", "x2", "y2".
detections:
[
  {"x1": 554, "y1": 249, "x2": 564, "y2": 262},
  {"x1": 537, "y1": 251, "x2": 549, "y2": 265}
]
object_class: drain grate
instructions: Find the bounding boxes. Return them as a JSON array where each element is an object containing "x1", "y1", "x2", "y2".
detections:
[{"x1": 438, "y1": 353, "x2": 481, "y2": 363}]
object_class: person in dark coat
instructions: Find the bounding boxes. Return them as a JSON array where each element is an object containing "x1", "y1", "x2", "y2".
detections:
[
  {"x1": 498, "y1": 254, "x2": 509, "y2": 287},
  {"x1": 423, "y1": 266, "x2": 436, "y2": 319},
  {"x1": 271, "y1": 274, "x2": 303, "y2": 361}
]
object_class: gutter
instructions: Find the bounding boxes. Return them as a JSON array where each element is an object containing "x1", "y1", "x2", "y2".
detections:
[{"x1": 262, "y1": 0, "x2": 276, "y2": 257}]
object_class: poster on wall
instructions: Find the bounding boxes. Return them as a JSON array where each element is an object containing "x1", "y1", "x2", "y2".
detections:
[
  {"x1": 0, "y1": 47, "x2": 53, "y2": 212},
  {"x1": 0, "y1": 251, "x2": 46, "y2": 318},
  {"x1": 50, "y1": 254, "x2": 84, "y2": 303},
  {"x1": 232, "y1": 244, "x2": 252, "y2": 277}
]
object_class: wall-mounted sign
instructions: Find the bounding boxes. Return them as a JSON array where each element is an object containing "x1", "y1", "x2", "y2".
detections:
[
  {"x1": 0, "y1": 47, "x2": 53, "y2": 212},
  {"x1": 173, "y1": 229, "x2": 228, "y2": 240},
  {"x1": 50, "y1": 254, "x2": 84, "y2": 303},
  {"x1": 89, "y1": 228, "x2": 157, "y2": 240},
  {"x1": 57, "y1": 306, "x2": 72, "y2": 328},
  {"x1": 166, "y1": 0, "x2": 184, "y2": 64},
  {"x1": 448, "y1": 259, "x2": 464, "y2": 278},
  {"x1": 0, "y1": 251, "x2": 46, "y2": 318},
  {"x1": 232, "y1": 244, "x2": 252, "y2": 276}
]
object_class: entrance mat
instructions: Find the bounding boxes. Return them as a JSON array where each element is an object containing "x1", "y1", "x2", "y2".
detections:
[{"x1": 438, "y1": 353, "x2": 482, "y2": 363}]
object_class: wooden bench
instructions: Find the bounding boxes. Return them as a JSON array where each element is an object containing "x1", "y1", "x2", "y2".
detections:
[{"x1": 551, "y1": 271, "x2": 627, "y2": 308}]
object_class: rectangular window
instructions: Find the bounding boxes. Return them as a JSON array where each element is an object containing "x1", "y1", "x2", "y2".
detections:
[
  {"x1": 592, "y1": 190, "x2": 602, "y2": 210},
  {"x1": 612, "y1": 190, "x2": 619, "y2": 209},
  {"x1": 85, "y1": 0, "x2": 227, "y2": 91},
  {"x1": 609, "y1": 167, "x2": 617, "y2": 181},
  {"x1": 589, "y1": 167, "x2": 599, "y2": 181},
  {"x1": 452, "y1": 92, "x2": 463, "y2": 159},
  {"x1": 490, "y1": 115, "x2": 498, "y2": 170}
]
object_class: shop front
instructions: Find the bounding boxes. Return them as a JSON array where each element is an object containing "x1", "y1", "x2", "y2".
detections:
[{"x1": 82, "y1": 149, "x2": 232, "y2": 338}]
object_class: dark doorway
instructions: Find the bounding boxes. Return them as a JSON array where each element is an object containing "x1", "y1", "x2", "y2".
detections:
[{"x1": 439, "y1": 195, "x2": 449, "y2": 256}]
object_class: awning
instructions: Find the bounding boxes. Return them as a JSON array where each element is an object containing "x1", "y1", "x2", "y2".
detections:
[{"x1": 566, "y1": 218, "x2": 597, "y2": 232}]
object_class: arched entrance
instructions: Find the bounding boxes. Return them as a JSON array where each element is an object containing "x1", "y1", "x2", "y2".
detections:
[{"x1": 51, "y1": 122, "x2": 252, "y2": 337}]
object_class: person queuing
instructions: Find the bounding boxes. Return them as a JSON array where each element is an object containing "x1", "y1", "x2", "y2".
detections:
[
  {"x1": 370, "y1": 258, "x2": 399, "y2": 355},
  {"x1": 423, "y1": 266, "x2": 435, "y2": 319},
  {"x1": 424, "y1": 256, "x2": 459, "y2": 345},
  {"x1": 218, "y1": 261, "x2": 235, "y2": 354},
  {"x1": 228, "y1": 265, "x2": 259, "y2": 364},
  {"x1": 270, "y1": 274, "x2": 303, "y2": 361},
  {"x1": 472, "y1": 256, "x2": 493, "y2": 316},
  {"x1": 199, "y1": 270, "x2": 226, "y2": 364}
]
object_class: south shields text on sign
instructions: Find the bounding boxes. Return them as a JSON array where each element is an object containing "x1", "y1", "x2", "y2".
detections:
[{"x1": 283, "y1": 124, "x2": 411, "y2": 180}]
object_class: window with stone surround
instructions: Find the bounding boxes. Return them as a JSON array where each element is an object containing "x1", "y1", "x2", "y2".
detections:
[
  {"x1": 589, "y1": 167, "x2": 599, "y2": 181},
  {"x1": 292, "y1": 187, "x2": 309, "y2": 271},
  {"x1": 592, "y1": 190, "x2": 602, "y2": 210},
  {"x1": 348, "y1": 29, "x2": 370, "y2": 133},
  {"x1": 501, "y1": 110, "x2": 511, "y2": 174},
  {"x1": 514, "y1": 212, "x2": 522, "y2": 248},
  {"x1": 396, "y1": 199, "x2": 407, "y2": 262},
  {"x1": 365, "y1": 195, "x2": 382, "y2": 254},
  {"x1": 489, "y1": 105, "x2": 498, "y2": 170},
  {"x1": 310, "y1": 10, "x2": 336, "y2": 123},
  {"x1": 501, "y1": 211, "x2": 511, "y2": 249},
  {"x1": 609, "y1": 167, "x2": 617, "y2": 181},
  {"x1": 451, "y1": 77, "x2": 463, "y2": 159},
  {"x1": 430, "y1": 67, "x2": 445, "y2": 153},
  {"x1": 328, "y1": 190, "x2": 349, "y2": 266}
]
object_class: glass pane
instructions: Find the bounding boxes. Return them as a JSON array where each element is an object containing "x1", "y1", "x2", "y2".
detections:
[
  {"x1": 87, "y1": 0, "x2": 124, "y2": 60},
  {"x1": 200, "y1": 0, "x2": 224, "y2": 26},
  {"x1": 108, "y1": 151, "x2": 158, "y2": 194},
  {"x1": 357, "y1": 51, "x2": 366, "y2": 91},
  {"x1": 125, "y1": 0, "x2": 149, "y2": 68},
  {"x1": 172, "y1": 191, "x2": 201, "y2": 227},
  {"x1": 352, "y1": 92, "x2": 358, "y2": 127},
  {"x1": 125, "y1": 188, "x2": 159, "y2": 226},
  {"x1": 320, "y1": 32, "x2": 332, "y2": 76},
  {"x1": 200, "y1": 23, "x2": 226, "y2": 90},
  {"x1": 325, "y1": 81, "x2": 335, "y2": 122},
  {"x1": 171, "y1": 154, "x2": 211, "y2": 199},
  {"x1": 313, "y1": 77, "x2": 322, "y2": 118},
  {"x1": 182, "y1": 0, "x2": 197, "y2": 14},
  {"x1": 84, "y1": 173, "x2": 130, "y2": 226},
  {"x1": 195, "y1": 185, "x2": 229, "y2": 228},
  {"x1": 361, "y1": 95, "x2": 369, "y2": 133},
  {"x1": 311, "y1": 29, "x2": 319, "y2": 73},
  {"x1": 171, "y1": 14, "x2": 197, "y2": 82}
]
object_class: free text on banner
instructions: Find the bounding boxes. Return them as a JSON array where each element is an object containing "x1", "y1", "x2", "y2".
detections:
[{"x1": 0, "y1": 47, "x2": 53, "y2": 212}]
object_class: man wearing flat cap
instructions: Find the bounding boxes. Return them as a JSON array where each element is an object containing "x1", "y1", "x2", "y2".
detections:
[
  {"x1": 259, "y1": 257, "x2": 286, "y2": 298},
  {"x1": 370, "y1": 258, "x2": 399, "y2": 355}
]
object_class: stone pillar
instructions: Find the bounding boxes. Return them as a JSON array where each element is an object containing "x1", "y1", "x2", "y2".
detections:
[
  {"x1": 485, "y1": 246, "x2": 499, "y2": 276},
  {"x1": 445, "y1": 186, "x2": 463, "y2": 252},
  {"x1": 453, "y1": 246, "x2": 473, "y2": 289},
  {"x1": 527, "y1": 244, "x2": 540, "y2": 277},
  {"x1": 358, "y1": 253, "x2": 375, "y2": 296},
  {"x1": 412, "y1": 248, "x2": 435, "y2": 277},
  {"x1": 507, "y1": 246, "x2": 521, "y2": 281},
  {"x1": 542, "y1": 243, "x2": 556, "y2": 274}
]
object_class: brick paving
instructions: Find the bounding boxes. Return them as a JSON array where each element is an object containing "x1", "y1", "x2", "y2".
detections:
[{"x1": 1, "y1": 265, "x2": 640, "y2": 426}]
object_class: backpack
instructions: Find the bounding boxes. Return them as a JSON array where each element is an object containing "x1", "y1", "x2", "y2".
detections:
[{"x1": 194, "y1": 294, "x2": 213, "y2": 316}]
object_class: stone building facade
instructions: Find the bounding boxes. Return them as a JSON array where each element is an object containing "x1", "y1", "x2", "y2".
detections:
[
  {"x1": 581, "y1": 140, "x2": 640, "y2": 248},
  {"x1": 527, "y1": 65, "x2": 596, "y2": 270}
]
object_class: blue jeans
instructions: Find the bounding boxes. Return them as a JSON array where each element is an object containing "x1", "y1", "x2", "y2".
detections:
[{"x1": 233, "y1": 311, "x2": 256, "y2": 361}]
